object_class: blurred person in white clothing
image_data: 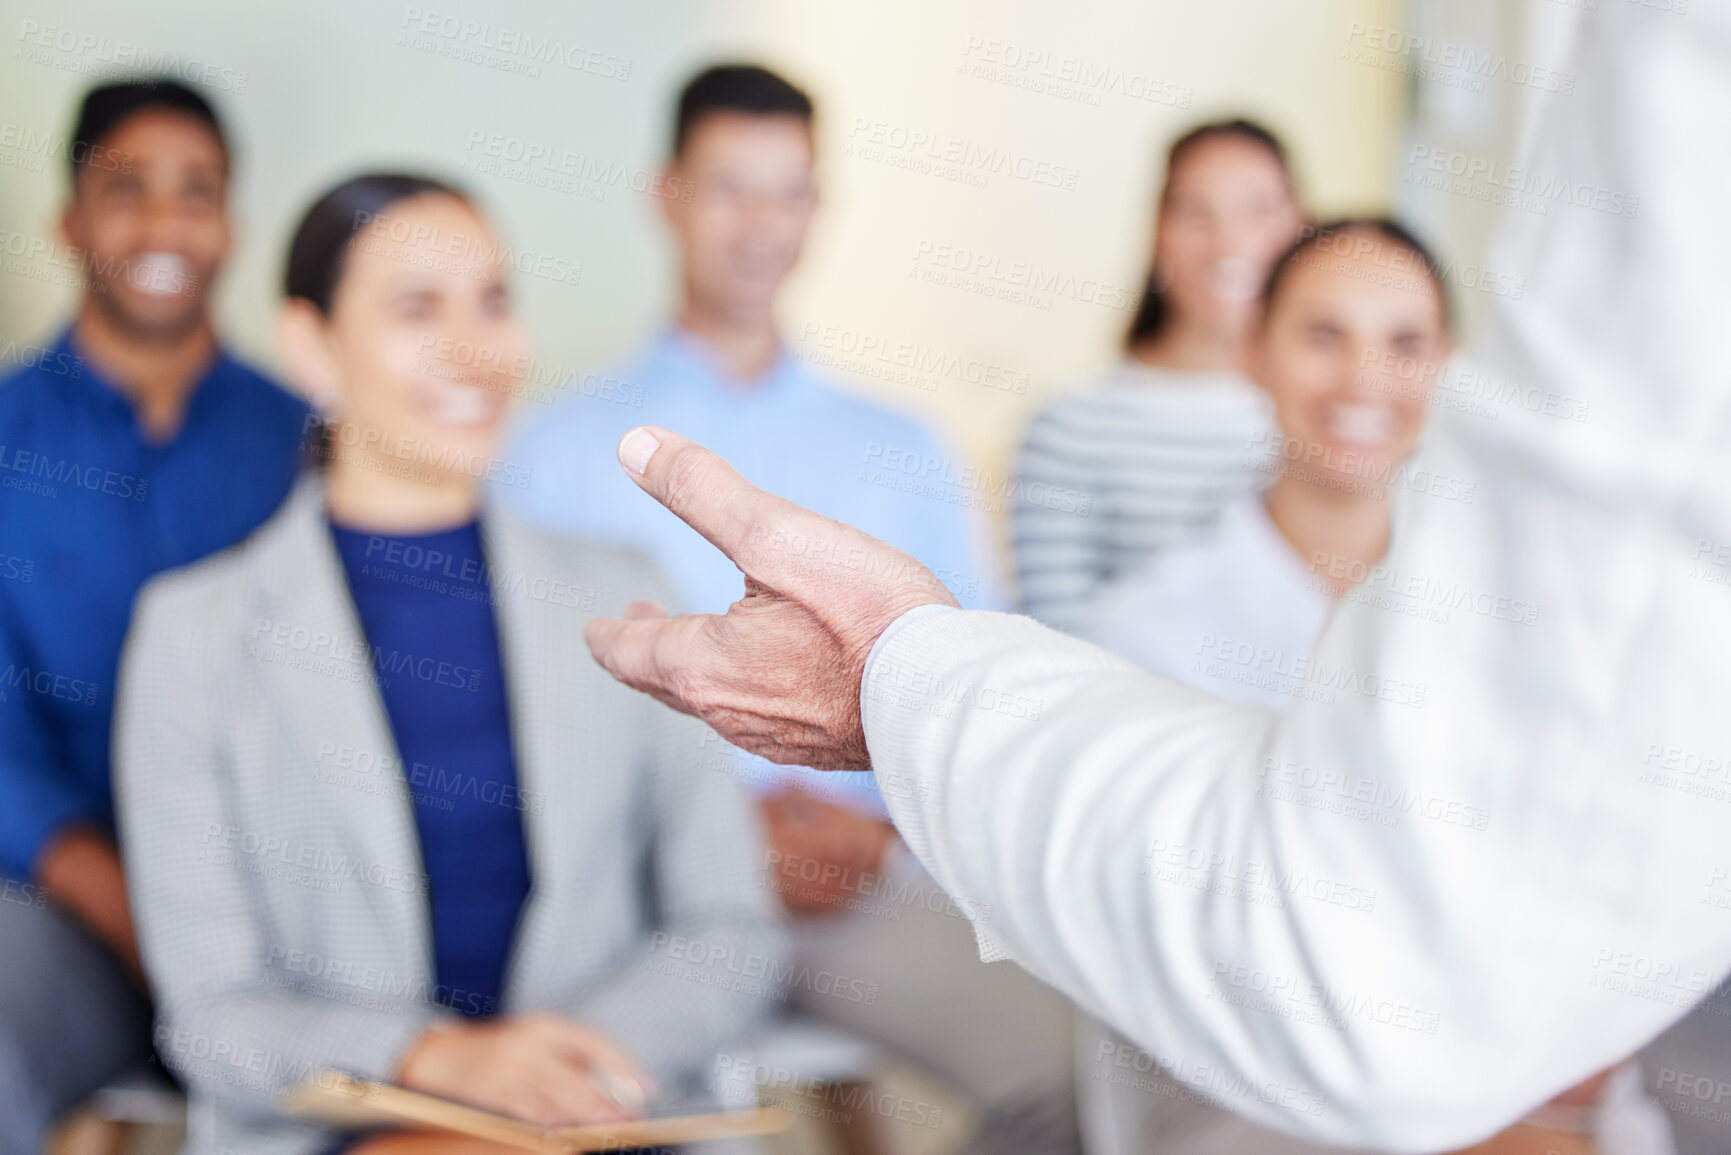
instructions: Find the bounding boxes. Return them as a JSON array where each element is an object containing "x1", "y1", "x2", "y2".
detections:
[{"x1": 1083, "y1": 219, "x2": 1673, "y2": 1155}]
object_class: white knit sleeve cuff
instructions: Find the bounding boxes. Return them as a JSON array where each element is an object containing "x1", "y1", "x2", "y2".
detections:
[{"x1": 858, "y1": 603, "x2": 958, "y2": 722}]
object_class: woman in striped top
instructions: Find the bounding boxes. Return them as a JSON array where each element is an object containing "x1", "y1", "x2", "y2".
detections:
[{"x1": 1013, "y1": 119, "x2": 1306, "y2": 632}]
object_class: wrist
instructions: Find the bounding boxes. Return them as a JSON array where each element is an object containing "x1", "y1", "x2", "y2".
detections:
[
  {"x1": 36, "y1": 824, "x2": 112, "y2": 887},
  {"x1": 866, "y1": 821, "x2": 897, "y2": 874},
  {"x1": 395, "y1": 1020, "x2": 464, "y2": 1089}
]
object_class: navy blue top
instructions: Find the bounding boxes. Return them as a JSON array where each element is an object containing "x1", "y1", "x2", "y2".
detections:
[
  {"x1": 0, "y1": 327, "x2": 309, "y2": 879},
  {"x1": 330, "y1": 519, "x2": 530, "y2": 1018}
]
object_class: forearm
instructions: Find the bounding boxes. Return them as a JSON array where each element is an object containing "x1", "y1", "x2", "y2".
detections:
[
  {"x1": 155, "y1": 986, "x2": 450, "y2": 1117},
  {"x1": 862, "y1": 606, "x2": 1731, "y2": 1150},
  {"x1": 35, "y1": 824, "x2": 139, "y2": 970}
]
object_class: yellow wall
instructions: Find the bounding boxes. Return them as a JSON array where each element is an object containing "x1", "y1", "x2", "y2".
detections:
[{"x1": 0, "y1": 0, "x2": 1406, "y2": 542}]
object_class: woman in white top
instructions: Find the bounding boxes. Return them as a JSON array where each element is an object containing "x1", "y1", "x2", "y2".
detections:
[
  {"x1": 1082, "y1": 220, "x2": 1672, "y2": 1155},
  {"x1": 1013, "y1": 119, "x2": 1306, "y2": 633}
]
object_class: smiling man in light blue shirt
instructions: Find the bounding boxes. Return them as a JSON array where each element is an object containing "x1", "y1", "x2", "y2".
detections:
[
  {"x1": 499, "y1": 64, "x2": 1077, "y2": 1155},
  {"x1": 505, "y1": 327, "x2": 999, "y2": 623}
]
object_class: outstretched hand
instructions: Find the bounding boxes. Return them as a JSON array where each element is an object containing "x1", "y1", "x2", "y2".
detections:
[{"x1": 583, "y1": 426, "x2": 957, "y2": 771}]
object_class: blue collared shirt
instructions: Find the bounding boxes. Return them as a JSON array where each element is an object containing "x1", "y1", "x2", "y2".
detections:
[
  {"x1": 0, "y1": 328, "x2": 310, "y2": 878},
  {"x1": 498, "y1": 328, "x2": 1004, "y2": 809}
]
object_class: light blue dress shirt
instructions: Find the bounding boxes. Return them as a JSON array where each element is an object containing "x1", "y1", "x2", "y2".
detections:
[{"x1": 498, "y1": 327, "x2": 1004, "y2": 810}]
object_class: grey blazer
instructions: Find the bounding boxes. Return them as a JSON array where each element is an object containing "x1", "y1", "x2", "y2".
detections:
[{"x1": 115, "y1": 477, "x2": 787, "y2": 1155}]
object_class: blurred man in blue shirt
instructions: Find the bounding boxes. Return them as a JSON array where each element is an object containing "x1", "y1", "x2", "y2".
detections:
[
  {"x1": 0, "y1": 80, "x2": 307, "y2": 1150},
  {"x1": 501, "y1": 66, "x2": 1078, "y2": 1155}
]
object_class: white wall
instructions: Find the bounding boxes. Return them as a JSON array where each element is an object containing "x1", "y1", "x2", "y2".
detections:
[{"x1": 0, "y1": 0, "x2": 1407, "y2": 558}]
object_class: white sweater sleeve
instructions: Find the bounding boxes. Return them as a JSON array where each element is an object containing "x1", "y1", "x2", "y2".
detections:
[{"x1": 864, "y1": 2, "x2": 1731, "y2": 1149}]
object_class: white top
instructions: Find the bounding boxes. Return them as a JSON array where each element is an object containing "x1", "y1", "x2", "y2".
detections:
[
  {"x1": 860, "y1": 3, "x2": 1731, "y2": 1149},
  {"x1": 1084, "y1": 495, "x2": 1333, "y2": 710},
  {"x1": 1012, "y1": 363, "x2": 1276, "y2": 634},
  {"x1": 1083, "y1": 497, "x2": 1676, "y2": 1155}
]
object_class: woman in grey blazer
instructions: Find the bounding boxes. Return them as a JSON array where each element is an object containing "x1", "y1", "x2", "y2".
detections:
[{"x1": 114, "y1": 174, "x2": 786, "y2": 1155}]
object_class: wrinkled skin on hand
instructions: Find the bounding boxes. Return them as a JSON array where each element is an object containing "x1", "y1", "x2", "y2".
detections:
[{"x1": 583, "y1": 426, "x2": 958, "y2": 772}]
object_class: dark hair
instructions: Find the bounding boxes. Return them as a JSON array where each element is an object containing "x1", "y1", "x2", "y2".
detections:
[
  {"x1": 69, "y1": 77, "x2": 228, "y2": 184},
  {"x1": 1125, "y1": 118, "x2": 1295, "y2": 348},
  {"x1": 283, "y1": 173, "x2": 470, "y2": 315},
  {"x1": 1262, "y1": 217, "x2": 1452, "y2": 332},
  {"x1": 674, "y1": 64, "x2": 813, "y2": 156}
]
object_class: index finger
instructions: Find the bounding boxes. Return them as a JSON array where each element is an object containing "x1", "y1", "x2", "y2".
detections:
[{"x1": 614, "y1": 425, "x2": 858, "y2": 591}]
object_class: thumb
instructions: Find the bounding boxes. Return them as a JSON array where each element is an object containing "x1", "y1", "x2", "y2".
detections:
[{"x1": 584, "y1": 610, "x2": 723, "y2": 719}]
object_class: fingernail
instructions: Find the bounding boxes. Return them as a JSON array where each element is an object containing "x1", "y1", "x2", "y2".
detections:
[
  {"x1": 595, "y1": 1067, "x2": 649, "y2": 1109},
  {"x1": 618, "y1": 427, "x2": 660, "y2": 475}
]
